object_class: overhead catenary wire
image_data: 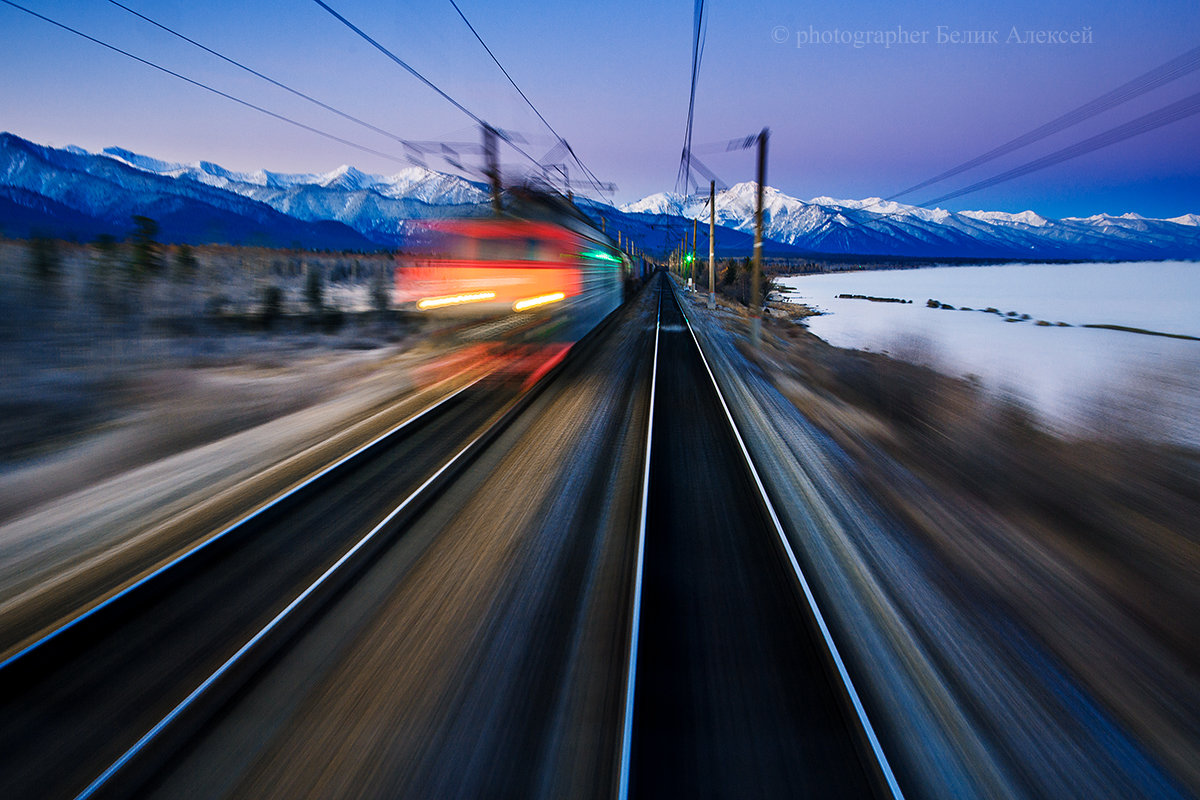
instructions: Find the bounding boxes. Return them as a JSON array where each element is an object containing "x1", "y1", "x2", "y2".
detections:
[
  {"x1": 918, "y1": 89, "x2": 1200, "y2": 207},
  {"x1": 596, "y1": 76, "x2": 1200, "y2": 255},
  {"x1": 675, "y1": 0, "x2": 707, "y2": 194},
  {"x1": 0, "y1": 0, "x2": 419, "y2": 167},
  {"x1": 104, "y1": 0, "x2": 428, "y2": 161},
  {"x1": 593, "y1": 46, "x2": 1200, "y2": 252},
  {"x1": 307, "y1": 0, "x2": 553, "y2": 184},
  {"x1": 309, "y1": 0, "x2": 483, "y2": 127},
  {"x1": 681, "y1": 148, "x2": 727, "y2": 191},
  {"x1": 446, "y1": 0, "x2": 611, "y2": 199},
  {"x1": 672, "y1": 84, "x2": 1200, "y2": 255},
  {"x1": 889, "y1": 43, "x2": 1200, "y2": 200},
  {"x1": 800, "y1": 89, "x2": 1200, "y2": 246}
]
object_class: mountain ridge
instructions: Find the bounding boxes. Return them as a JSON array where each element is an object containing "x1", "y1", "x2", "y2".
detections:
[
  {"x1": 2, "y1": 134, "x2": 1197, "y2": 260},
  {"x1": 617, "y1": 181, "x2": 1200, "y2": 259}
]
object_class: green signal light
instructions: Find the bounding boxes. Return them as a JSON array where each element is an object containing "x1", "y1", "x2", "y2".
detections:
[{"x1": 684, "y1": 252, "x2": 694, "y2": 263}]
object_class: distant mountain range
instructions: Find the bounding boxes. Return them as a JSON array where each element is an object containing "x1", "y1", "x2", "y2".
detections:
[
  {"x1": 2, "y1": 132, "x2": 1197, "y2": 261},
  {"x1": 618, "y1": 185, "x2": 1200, "y2": 261}
]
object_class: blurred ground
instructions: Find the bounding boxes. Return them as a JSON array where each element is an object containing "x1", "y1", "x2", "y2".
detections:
[
  {"x1": 680, "y1": 280, "x2": 1199, "y2": 796},
  {"x1": 143, "y1": 270, "x2": 657, "y2": 800},
  {"x1": 0, "y1": 237, "x2": 485, "y2": 659},
  {"x1": 3, "y1": 232, "x2": 1197, "y2": 797}
]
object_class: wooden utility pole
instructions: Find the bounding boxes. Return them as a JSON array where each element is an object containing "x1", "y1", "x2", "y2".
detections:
[
  {"x1": 751, "y1": 128, "x2": 768, "y2": 347},
  {"x1": 708, "y1": 179, "x2": 715, "y2": 309},
  {"x1": 483, "y1": 124, "x2": 501, "y2": 215},
  {"x1": 692, "y1": 216, "x2": 698, "y2": 286}
]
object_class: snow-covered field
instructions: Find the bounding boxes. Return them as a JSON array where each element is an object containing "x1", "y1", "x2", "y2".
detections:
[{"x1": 781, "y1": 261, "x2": 1200, "y2": 443}]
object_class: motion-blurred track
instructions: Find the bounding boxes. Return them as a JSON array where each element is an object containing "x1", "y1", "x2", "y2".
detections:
[
  {"x1": 0, "y1": 368, "x2": 531, "y2": 799},
  {"x1": 138, "y1": 279, "x2": 658, "y2": 799},
  {"x1": 627, "y1": 278, "x2": 896, "y2": 798},
  {"x1": 0, "y1": 274, "x2": 901, "y2": 799}
]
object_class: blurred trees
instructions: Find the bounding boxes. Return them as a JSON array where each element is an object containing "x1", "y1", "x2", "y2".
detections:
[
  {"x1": 9, "y1": 231, "x2": 398, "y2": 336},
  {"x1": 260, "y1": 284, "x2": 283, "y2": 328},
  {"x1": 174, "y1": 244, "x2": 198, "y2": 282},
  {"x1": 130, "y1": 215, "x2": 162, "y2": 281},
  {"x1": 305, "y1": 264, "x2": 324, "y2": 314},
  {"x1": 27, "y1": 235, "x2": 62, "y2": 295},
  {"x1": 371, "y1": 263, "x2": 391, "y2": 318},
  {"x1": 722, "y1": 257, "x2": 739, "y2": 286}
]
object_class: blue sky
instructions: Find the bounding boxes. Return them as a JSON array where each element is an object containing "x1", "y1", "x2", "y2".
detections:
[{"x1": 1, "y1": 0, "x2": 1197, "y2": 218}]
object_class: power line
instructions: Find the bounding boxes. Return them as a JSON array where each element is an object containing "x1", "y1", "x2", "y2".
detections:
[
  {"x1": 105, "y1": 0, "x2": 426, "y2": 160},
  {"x1": 890, "y1": 43, "x2": 1200, "y2": 200},
  {"x1": 681, "y1": 149, "x2": 726, "y2": 190},
  {"x1": 919, "y1": 89, "x2": 1200, "y2": 207},
  {"x1": 0, "y1": 0, "x2": 418, "y2": 166},
  {"x1": 676, "y1": 0, "x2": 707, "y2": 194},
  {"x1": 620, "y1": 84, "x2": 1200, "y2": 251},
  {"x1": 790, "y1": 89, "x2": 1200, "y2": 247},
  {"x1": 307, "y1": 0, "x2": 553, "y2": 183},
  {"x1": 309, "y1": 0, "x2": 483, "y2": 126},
  {"x1": 678, "y1": 0, "x2": 707, "y2": 191},
  {"x1": 445, "y1": 0, "x2": 610, "y2": 198}
]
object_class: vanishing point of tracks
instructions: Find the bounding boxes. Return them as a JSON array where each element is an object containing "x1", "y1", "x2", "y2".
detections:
[{"x1": 0, "y1": 273, "x2": 902, "y2": 799}]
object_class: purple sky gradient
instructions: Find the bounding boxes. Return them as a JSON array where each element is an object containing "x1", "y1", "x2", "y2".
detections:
[{"x1": 1, "y1": 0, "x2": 1197, "y2": 218}]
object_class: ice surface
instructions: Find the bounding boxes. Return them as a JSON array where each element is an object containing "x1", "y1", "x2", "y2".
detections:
[{"x1": 781, "y1": 262, "x2": 1200, "y2": 442}]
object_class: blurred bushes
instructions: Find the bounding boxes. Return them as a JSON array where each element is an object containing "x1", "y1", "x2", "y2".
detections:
[{"x1": 759, "y1": 315, "x2": 1199, "y2": 677}]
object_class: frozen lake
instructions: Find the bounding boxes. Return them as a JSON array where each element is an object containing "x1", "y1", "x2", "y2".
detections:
[{"x1": 780, "y1": 261, "x2": 1200, "y2": 443}]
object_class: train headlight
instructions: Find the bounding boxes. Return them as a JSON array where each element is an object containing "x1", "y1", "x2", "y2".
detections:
[
  {"x1": 513, "y1": 292, "x2": 566, "y2": 312},
  {"x1": 416, "y1": 291, "x2": 496, "y2": 310}
]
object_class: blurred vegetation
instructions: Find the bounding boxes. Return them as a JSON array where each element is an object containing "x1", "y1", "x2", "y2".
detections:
[
  {"x1": 748, "y1": 313, "x2": 1199, "y2": 790},
  {"x1": 130, "y1": 215, "x2": 163, "y2": 281},
  {"x1": 0, "y1": 231, "x2": 408, "y2": 463},
  {"x1": 174, "y1": 243, "x2": 198, "y2": 281},
  {"x1": 697, "y1": 268, "x2": 1197, "y2": 788},
  {"x1": 305, "y1": 264, "x2": 324, "y2": 314},
  {"x1": 260, "y1": 285, "x2": 284, "y2": 328},
  {"x1": 27, "y1": 235, "x2": 62, "y2": 293}
]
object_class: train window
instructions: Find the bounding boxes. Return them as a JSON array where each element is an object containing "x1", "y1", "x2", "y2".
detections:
[
  {"x1": 479, "y1": 237, "x2": 542, "y2": 262},
  {"x1": 478, "y1": 238, "x2": 508, "y2": 261}
]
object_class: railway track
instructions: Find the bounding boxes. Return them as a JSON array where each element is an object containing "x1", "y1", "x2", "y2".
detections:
[
  {"x1": 0, "y1": 273, "x2": 904, "y2": 799},
  {"x1": 137, "y1": 281, "x2": 658, "y2": 799},
  {"x1": 619, "y1": 276, "x2": 902, "y2": 798},
  {"x1": 0, "y1": 361, "x2": 546, "y2": 799}
]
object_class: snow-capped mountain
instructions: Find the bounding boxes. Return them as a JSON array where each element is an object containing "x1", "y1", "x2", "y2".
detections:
[
  {"x1": 99, "y1": 146, "x2": 490, "y2": 239},
  {"x1": 1, "y1": 133, "x2": 375, "y2": 249},
  {"x1": 2, "y1": 133, "x2": 1197, "y2": 261},
  {"x1": 618, "y1": 182, "x2": 1200, "y2": 260},
  {"x1": 101, "y1": 147, "x2": 488, "y2": 205}
]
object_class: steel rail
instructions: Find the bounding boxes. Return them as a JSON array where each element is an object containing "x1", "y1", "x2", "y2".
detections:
[
  {"x1": 68, "y1": 375, "x2": 516, "y2": 799},
  {"x1": 64, "y1": 296, "x2": 642, "y2": 799},
  {"x1": 0, "y1": 375, "x2": 486, "y2": 673},
  {"x1": 2, "y1": 376, "x2": 484, "y2": 676},
  {"x1": 672, "y1": 282, "x2": 905, "y2": 800},
  {"x1": 615, "y1": 278, "x2": 661, "y2": 800}
]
